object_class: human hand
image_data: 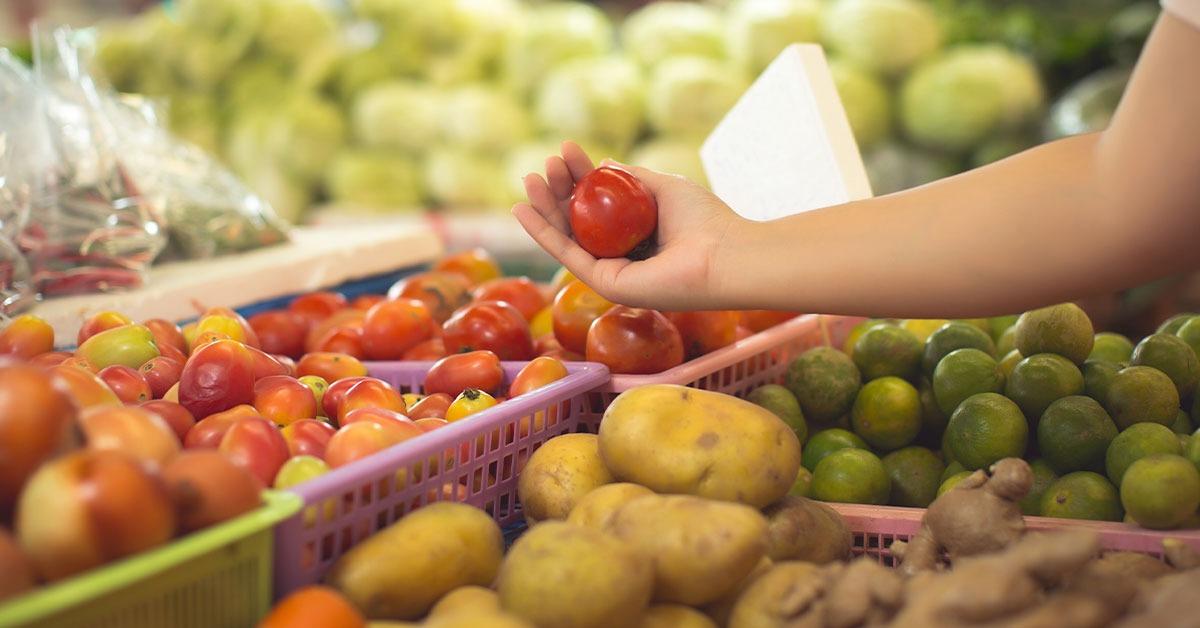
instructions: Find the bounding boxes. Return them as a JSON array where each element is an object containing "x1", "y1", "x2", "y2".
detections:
[{"x1": 512, "y1": 141, "x2": 748, "y2": 310}]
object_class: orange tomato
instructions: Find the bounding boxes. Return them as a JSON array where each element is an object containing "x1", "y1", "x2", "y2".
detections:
[
  {"x1": 552, "y1": 280, "x2": 614, "y2": 354},
  {"x1": 0, "y1": 315, "x2": 54, "y2": 359},
  {"x1": 665, "y1": 311, "x2": 739, "y2": 360},
  {"x1": 258, "y1": 586, "x2": 365, "y2": 628},
  {"x1": 386, "y1": 271, "x2": 473, "y2": 324},
  {"x1": 433, "y1": 248, "x2": 502, "y2": 287},
  {"x1": 739, "y1": 310, "x2": 800, "y2": 333},
  {"x1": 296, "y1": 353, "x2": 368, "y2": 383},
  {"x1": 472, "y1": 277, "x2": 548, "y2": 321}
]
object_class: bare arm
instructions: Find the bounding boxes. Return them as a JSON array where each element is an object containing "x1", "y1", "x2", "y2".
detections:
[{"x1": 515, "y1": 12, "x2": 1200, "y2": 317}]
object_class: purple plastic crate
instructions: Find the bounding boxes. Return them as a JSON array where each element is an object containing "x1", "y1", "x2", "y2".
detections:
[{"x1": 272, "y1": 361, "x2": 609, "y2": 596}]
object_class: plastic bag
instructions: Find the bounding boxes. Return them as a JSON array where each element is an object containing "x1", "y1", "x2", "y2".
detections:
[{"x1": 0, "y1": 51, "x2": 43, "y2": 314}]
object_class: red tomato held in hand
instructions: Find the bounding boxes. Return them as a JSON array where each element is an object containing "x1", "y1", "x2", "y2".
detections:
[
  {"x1": 248, "y1": 311, "x2": 308, "y2": 359},
  {"x1": 254, "y1": 376, "x2": 319, "y2": 427},
  {"x1": 140, "y1": 357, "x2": 183, "y2": 399},
  {"x1": 472, "y1": 278, "x2": 548, "y2": 322},
  {"x1": 403, "y1": 338, "x2": 446, "y2": 361},
  {"x1": 665, "y1": 311, "x2": 739, "y2": 360},
  {"x1": 337, "y1": 379, "x2": 406, "y2": 425},
  {"x1": 585, "y1": 306, "x2": 684, "y2": 375},
  {"x1": 289, "y1": 292, "x2": 349, "y2": 326},
  {"x1": 433, "y1": 248, "x2": 502, "y2": 287},
  {"x1": 569, "y1": 166, "x2": 657, "y2": 259},
  {"x1": 386, "y1": 272, "x2": 473, "y2": 324},
  {"x1": 97, "y1": 365, "x2": 152, "y2": 404},
  {"x1": 552, "y1": 280, "x2": 614, "y2": 354},
  {"x1": 408, "y1": 393, "x2": 453, "y2": 420},
  {"x1": 178, "y1": 340, "x2": 256, "y2": 420},
  {"x1": 443, "y1": 302, "x2": 533, "y2": 360},
  {"x1": 362, "y1": 299, "x2": 434, "y2": 360},
  {"x1": 424, "y1": 350, "x2": 504, "y2": 397}
]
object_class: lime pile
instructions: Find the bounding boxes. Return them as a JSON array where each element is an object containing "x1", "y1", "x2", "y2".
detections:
[{"x1": 749, "y1": 305, "x2": 1200, "y2": 529}]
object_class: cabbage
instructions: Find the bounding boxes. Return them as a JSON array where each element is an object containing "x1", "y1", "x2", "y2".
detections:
[
  {"x1": 726, "y1": 0, "x2": 822, "y2": 75},
  {"x1": 646, "y1": 56, "x2": 748, "y2": 139},
  {"x1": 222, "y1": 59, "x2": 294, "y2": 116},
  {"x1": 504, "y1": 141, "x2": 561, "y2": 202},
  {"x1": 440, "y1": 85, "x2": 532, "y2": 153},
  {"x1": 257, "y1": 0, "x2": 337, "y2": 62},
  {"x1": 628, "y1": 139, "x2": 708, "y2": 186},
  {"x1": 172, "y1": 0, "x2": 258, "y2": 87},
  {"x1": 535, "y1": 56, "x2": 645, "y2": 154},
  {"x1": 325, "y1": 150, "x2": 424, "y2": 209},
  {"x1": 822, "y1": 0, "x2": 942, "y2": 76},
  {"x1": 243, "y1": 165, "x2": 313, "y2": 223},
  {"x1": 331, "y1": 45, "x2": 404, "y2": 104},
  {"x1": 264, "y1": 95, "x2": 348, "y2": 181},
  {"x1": 223, "y1": 111, "x2": 274, "y2": 178},
  {"x1": 829, "y1": 60, "x2": 891, "y2": 151},
  {"x1": 351, "y1": 81, "x2": 441, "y2": 153},
  {"x1": 424, "y1": 0, "x2": 525, "y2": 86},
  {"x1": 94, "y1": 20, "x2": 156, "y2": 92},
  {"x1": 864, "y1": 142, "x2": 960, "y2": 195},
  {"x1": 503, "y1": 2, "x2": 614, "y2": 95},
  {"x1": 424, "y1": 148, "x2": 512, "y2": 208},
  {"x1": 166, "y1": 94, "x2": 221, "y2": 155},
  {"x1": 622, "y1": 2, "x2": 726, "y2": 68},
  {"x1": 900, "y1": 45, "x2": 1044, "y2": 153}
]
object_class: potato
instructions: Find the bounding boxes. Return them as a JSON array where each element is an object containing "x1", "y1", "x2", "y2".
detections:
[
  {"x1": 424, "y1": 610, "x2": 534, "y2": 628},
  {"x1": 517, "y1": 433, "x2": 613, "y2": 524},
  {"x1": 567, "y1": 482, "x2": 654, "y2": 529},
  {"x1": 326, "y1": 503, "x2": 503, "y2": 620},
  {"x1": 639, "y1": 604, "x2": 719, "y2": 628},
  {"x1": 762, "y1": 496, "x2": 853, "y2": 564},
  {"x1": 606, "y1": 494, "x2": 768, "y2": 606},
  {"x1": 598, "y1": 385, "x2": 801, "y2": 508},
  {"x1": 430, "y1": 586, "x2": 501, "y2": 617},
  {"x1": 702, "y1": 557, "x2": 773, "y2": 627},
  {"x1": 729, "y1": 562, "x2": 825, "y2": 628},
  {"x1": 497, "y1": 521, "x2": 652, "y2": 628}
]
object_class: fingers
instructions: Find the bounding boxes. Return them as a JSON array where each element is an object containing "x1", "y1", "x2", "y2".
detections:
[
  {"x1": 600, "y1": 160, "x2": 683, "y2": 195},
  {"x1": 512, "y1": 203, "x2": 598, "y2": 281},
  {"x1": 561, "y1": 141, "x2": 594, "y2": 181},
  {"x1": 545, "y1": 156, "x2": 575, "y2": 201},
  {"x1": 523, "y1": 173, "x2": 568, "y2": 232}
]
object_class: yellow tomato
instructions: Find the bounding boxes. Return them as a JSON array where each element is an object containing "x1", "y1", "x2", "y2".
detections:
[{"x1": 446, "y1": 388, "x2": 498, "y2": 422}]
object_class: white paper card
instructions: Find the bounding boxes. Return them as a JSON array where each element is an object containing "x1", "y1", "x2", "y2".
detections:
[{"x1": 701, "y1": 44, "x2": 872, "y2": 222}]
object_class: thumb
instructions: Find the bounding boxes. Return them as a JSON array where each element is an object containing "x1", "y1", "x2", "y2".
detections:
[{"x1": 600, "y1": 159, "x2": 681, "y2": 195}]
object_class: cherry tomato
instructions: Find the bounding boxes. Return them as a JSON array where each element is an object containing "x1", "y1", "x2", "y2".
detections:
[
  {"x1": 280, "y1": 419, "x2": 336, "y2": 459},
  {"x1": 296, "y1": 352, "x2": 368, "y2": 383},
  {"x1": 310, "y1": 325, "x2": 366, "y2": 358},
  {"x1": 76, "y1": 311, "x2": 132, "y2": 346},
  {"x1": 443, "y1": 301, "x2": 534, "y2": 360},
  {"x1": 178, "y1": 340, "x2": 257, "y2": 420},
  {"x1": 0, "y1": 315, "x2": 54, "y2": 359},
  {"x1": 247, "y1": 346, "x2": 291, "y2": 380},
  {"x1": 585, "y1": 306, "x2": 684, "y2": 375},
  {"x1": 0, "y1": 363, "x2": 78, "y2": 515},
  {"x1": 157, "y1": 341, "x2": 189, "y2": 365},
  {"x1": 273, "y1": 354, "x2": 297, "y2": 377},
  {"x1": 144, "y1": 319, "x2": 187, "y2": 356},
  {"x1": 200, "y1": 307, "x2": 262, "y2": 349},
  {"x1": 665, "y1": 311, "x2": 739, "y2": 360},
  {"x1": 76, "y1": 324, "x2": 160, "y2": 370},
  {"x1": 48, "y1": 364, "x2": 121, "y2": 409},
  {"x1": 350, "y1": 294, "x2": 386, "y2": 311},
  {"x1": 361, "y1": 298, "x2": 434, "y2": 360},
  {"x1": 219, "y1": 416, "x2": 290, "y2": 486},
  {"x1": 183, "y1": 405, "x2": 262, "y2": 449},
  {"x1": 140, "y1": 400, "x2": 195, "y2": 442},
  {"x1": 195, "y1": 315, "x2": 252, "y2": 346},
  {"x1": 337, "y1": 378, "x2": 406, "y2": 425},
  {"x1": 408, "y1": 393, "x2": 453, "y2": 420},
  {"x1": 386, "y1": 271, "x2": 473, "y2": 323},
  {"x1": 321, "y1": 376, "x2": 368, "y2": 419},
  {"x1": 509, "y1": 356, "x2": 569, "y2": 398},
  {"x1": 289, "y1": 292, "x2": 349, "y2": 326},
  {"x1": 97, "y1": 365, "x2": 152, "y2": 404},
  {"x1": 305, "y1": 310, "x2": 364, "y2": 354},
  {"x1": 248, "y1": 310, "x2": 308, "y2": 359},
  {"x1": 339, "y1": 407, "x2": 411, "y2": 429},
  {"x1": 139, "y1": 357, "x2": 183, "y2": 399},
  {"x1": 424, "y1": 350, "x2": 504, "y2": 397},
  {"x1": 446, "y1": 388, "x2": 497, "y2": 422},
  {"x1": 298, "y1": 376, "x2": 328, "y2": 414},
  {"x1": 472, "y1": 277, "x2": 548, "y2": 322},
  {"x1": 253, "y1": 375, "x2": 319, "y2": 427},
  {"x1": 552, "y1": 280, "x2": 614, "y2": 354},
  {"x1": 568, "y1": 166, "x2": 657, "y2": 258},
  {"x1": 402, "y1": 338, "x2": 447, "y2": 361},
  {"x1": 740, "y1": 310, "x2": 801, "y2": 333},
  {"x1": 190, "y1": 330, "x2": 232, "y2": 353},
  {"x1": 432, "y1": 248, "x2": 502, "y2": 287}
]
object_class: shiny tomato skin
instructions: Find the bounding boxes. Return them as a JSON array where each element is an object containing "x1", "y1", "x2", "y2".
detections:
[
  {"x1": 509, "y1": 356, "x2": 569, "y2": 398},
  {"x1": 408, "y1": 393, "x2": 453, "y2": 420},
  {"x1": 337, "y1": 378, "x2": 406, "y2": 425},
  {"x1": 304, "y1": 310, "x2": 364, "y2": 355},
  {"x1": 321, "y1": 376, "x2": 368, "y2": 419},
  {"x1": 350, "y1": 294, "x2": 386, "y2": 311},
  {"x1": 97, "y1": 365, "x2": 152, "y2": 404},
  {"x1": 310, "y1": 325, "x2": 366, "y2": 358},
  {"x1": 296, "y1": 352, "x2": 368, "y2": 383},
  {"x1": 248, "y1": 310, "x2": 308, "y2": 359},
  {"x1": 0, "y1": 315, "x2": 55, "y2": 360},
  {"x1": 178, "y1": 340, "x2": 257, "y2": 420},
  {"x1": 585, "y1": 306, "x2": 684, "y2": 375},
  {"x1": 472, "y1": 278, "x2": 548, "y2": 322},
  {"x1": 423, "y1": 350, "x2": 504, "y2": 398},
  {"x1": 433, "y1": 248, "x2": 502, "y2": 287},
  {"x1": 140, "y1": 400, "x2": 195, "y2": 442},
  {"x1": 76, "y1": 311, "x2": 133, "y2": 347},
  {"x1": 288, "y1": 292, "x2": 349, "y2": 326},
  {"x1": 361, "y1": 299, "x2": 434, "y2": 360},
  {"x1": 253, "y1": 375, "x2": 319, "y2": 427},
  {"x1": 402, "y1": 338, "x2": 447, "y2": 361},
  {"x1": 568, "y1": 166, "x2": 657, "y2": 258},
  {"x1": 247, "y1": 346, "x2": 291, "y2": 380},
  {"x1": 386, "y1": 272, "x2": 473, "y2": 324},
  {"x1": 552, "y1": 280, "x2": 614, "y2": 354},
  {"x1": 443, "y1": 302, "x2": 534, "y2": 360},
  {"x1": 139, "y1": 357, "x2": 183, "y2": 399},
  {"x1": 143, "y1": 318, "x2": 187, "y2": 356},
  {"x1": 665, "y1": 311, "x2": 739, "y2": 360}
]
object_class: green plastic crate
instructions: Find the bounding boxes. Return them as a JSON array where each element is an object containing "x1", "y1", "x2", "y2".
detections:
[{"x1": 0, "y1": 491, "x2": 301, "y2": 628}]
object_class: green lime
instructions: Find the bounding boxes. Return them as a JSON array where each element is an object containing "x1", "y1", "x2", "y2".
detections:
[
  {"x1": 1157, "y1": 312, "x2": 1199, "y2": 335},
  {"x1": 853, "y1": 325, "x2": 922, "y2": 380},
  {"x1": 900, "y1": 319, "x2": 949, "y2": 343},
  {"x1": 1131, "y1": 333, "x2": 1200, "y2": 398},
  {"x1": 1088, "y1": 332, "x2": 1134, "y2": 363},
  {"x1": 922, "y1": 322, "x2": 996, "y2": 376},
  {"x1": 1175, "y1": 317, "x2": 1200, "y2": 360},
  {"x1": 1120, "y1": 454, "x2": 1200, "y2": 529},
  {"x1": 1019, "y1": 459, "x2": 1059, "y2": 516},
  {"x1": 811, "y1": 448, "x2": 891, "y2": 505},
  {"x1": 937, "y1": 471, "x2": 974, "y2": 497},
  {"x1": 1014, "y1": 303, "x2": 1095, "y2": 365},
  {"x1": 851, "y1": 377, "x2": 922, "y2": 451},
  {"x1": 919, "y1": 377, "x2": 947, "y2": 435},
  {"x1": 1104, "y1": 366, "x2": 1180, "y2": 429},
  {"x1": 1082, "y1": 360, "x2": 1120, "y2": 404},
  {"x1": 995, "y1": 326, "x2": 1017, "y2": 358},
  {"x1": 940, "y1": 459, "x2": 965, "y2": 484},
  {"x1": 747, "y1": 384, "x2": 807, "y2": 445},
  {"x1": 957, "y1": 318, "x2": 991, "y2": 334},
  {"x1": 943, "y1": 392, "x2": 1028, "y2": 470},
  {"x1": 989, "y1": 315, "x2": 1020, "y2": 341},
  {"x1": 1171, "y1": 410, "x2": 1194, "y2": 436},
  {"x1": 789, "y1": 466, "x2": 814, "y2": 497},
  {"x1": 998, "y1": 349, "x2": 1022, "y2": 378},
  {"x1": 882, "y1": 446, "x2": 945, "y2": 507},
  {"x1": 802, "y1": 428, "x2": 868, "y2": 472},
  {"x1": 1185, "y1": 432, "x2": 1200, "y2": 473},
  {"x1": 1004, "y1": 353, "x2": 1084, "y2": 422},
  {"x1": 1105, "y1": 422, "x2": 1182, "y2": 486},
  {"x1": 1037, "y1": 396, "x2": 1118, "y2": 474},
  {"x1": 1040, "y1": 471, "x2": 1123, "y2": 521},
  {"x1": 932, "y1": 348, "x2": 1005, "y2": 416},
  {"x1": 842, "y1": 319, "x2": 887, "y2": 358},
  {"x1": 786, "y1": 347, "x2": 863, "y2": 425}
]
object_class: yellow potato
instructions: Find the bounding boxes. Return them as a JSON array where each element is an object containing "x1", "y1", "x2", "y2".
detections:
[
  {"x1": 326, "y1": 503, "x2": 503, "y2": 620},
  {"x1": 762, "y1": 496, "x2": 853, "y2": 564},
  {"x1": 567, "y1": 482, "x2": 655, "y2": 529},
  {"x1": 606, "y1": 494, "x2": 768, "y2": 606},
  {"x1": 517, "y1": 433, "x2": 613, "y2": 524},
  {"x1": 424, "y1": 610, "x2": 534, "y2": 628},
  {"x1": 429, "y1": 586, "x2": 500, "y2": 617},
  {"x1": 598, "y1": 385, "x2": 801, "y2": 508},
  {"x1": 638, "y1": 604, "x2": 719, "y2": 628},
  {"x1": 497, "y1": 521, "x2": 652, "y2": 628},
  {"x1": 728, "y1": 562, "x2": 825, "y2": 628}
]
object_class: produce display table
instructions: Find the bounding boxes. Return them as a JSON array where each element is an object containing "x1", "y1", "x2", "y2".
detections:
[{"x1": 31, "y1": 223, "x2": 443, "y2": 343}]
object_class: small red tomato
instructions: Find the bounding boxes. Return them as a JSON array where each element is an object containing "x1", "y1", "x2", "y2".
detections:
[
  {"x1": 304, "y1": 310, "x2": 364, "y2": 355},
  {"x1": 350, "y1": 294, "x2": 386, "y2": 311},
  {"x1": 568, "y1": 166, "x2": 657, "y2": 258},
  {"x1": 76, "y1": 311, "x2": 132, "y2": 346},
  {"x1": 509, "y1": 356, "x2": 568, "y2": 398},
  {"x1": 324, "y1": 419, "x2": 420, "y2": 469},
  {"x1": 280, "y1": 418, "x2": 336, "y2": 458},
  {"x1": 403, "y1": 338, "x2": 447, "y2": 361},
  {"x1": 310, "y1": 325, "x2": 366, "y2": 358},
  {"x1": 413, "y1": 417, "x2": 448, "y2": 432},
  {"x1": 288, "y1": 292, "x2": 349, "y2": 326},
  {"x1": 387, "y1": 272, "x2": 473, "y2": 324},
  {"x1": 97, "y1": 365, "x2": 152, "y2": 404},
  {"x1": 248, "y1": 310, "x2": 308, "y2": 359},
  {"x1": 248, "y1": 346, "x2": 291, "y2": 380},
  {"x1": 665, "y1": 311, "x2": 739, "y2": 360},
  {"x1": 0, "y1": 315, "x2": 54, "y2": 360},
  {"x1": 740, "y1": 310, "x2": 800, "y2": 332},
  {"x1": 321, "y1": 376, "x2": 368, "y2": 420},
  {"x1": 472, "y1": 278, "x2": 548, "y2": 322},
  {"x1": 443, "y1": 301, "x2": 533, "y2": 360},
  {"x1": 157, "y1": 342, "x2": 189, "y2": 365},
  {"x1": 178, "y1": 340, "x2": 256, "y2": 420},
  {"x1": 254, "y1": 375, "x2": 319, "y2": 427},
  {"x1": 408, "y1": 393, "x2": 453, "y2": 420},
  {"x1": 219, "y1": 416, "x2": 291, "y2": 486},
  {"x1": 361, "y1": 299, "x2": 434, "y2": 360},
  {"x1": 339, "y1": 407, "x2": 411, "y2": 429},
  {"x1": 424, "y1": 351, "x2": 504, "y2": 397},
  {"x1": 552, "y1": 280, "x2": 614, "y2": 354},
  {"x1": 144, "y1": 318, "x2": 187, "y2": 356},
  {"x1": 586, "y1": 306, "x2": 684, "y2": 375},
  {"x1": 183, "y1": 405, "x2": 261, "y2": 449},
  {"x1": 433, "y1": 248, "x2": 502, "y2": 287},
  {"x1": 337, "y1": 378, "x2": 406, "y2": 425},
  {"x1": 140, "y1": 356, "x2": 183, "y2": 399},
  {"x1": 297, "y1": 352, "x2": 368, "y2": 383},
  {"x1": 140, "y1": 400, "x2": 195, "y2": 442}
]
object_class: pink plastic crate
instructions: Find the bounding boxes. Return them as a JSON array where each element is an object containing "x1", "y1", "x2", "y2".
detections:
[
  {"x1": 272, "y1": 361, "x2": 609, "y2": 596},
  {"x1": 578, "y1": 314, "x2": 864, "y2": 430}
]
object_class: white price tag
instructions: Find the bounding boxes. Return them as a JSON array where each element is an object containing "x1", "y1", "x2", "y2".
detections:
[{"x1": 701, "y1": 44, "x2": 872, "y2": 222}]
